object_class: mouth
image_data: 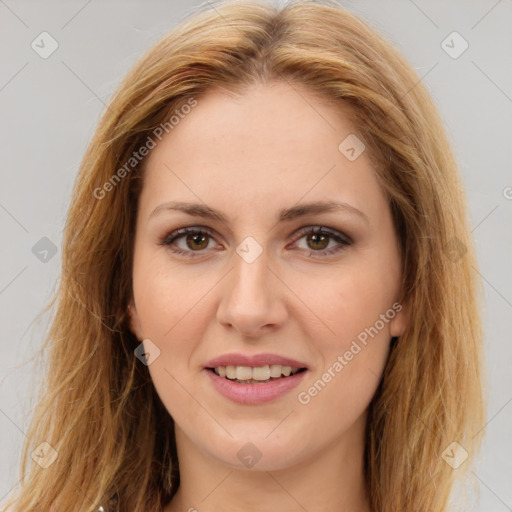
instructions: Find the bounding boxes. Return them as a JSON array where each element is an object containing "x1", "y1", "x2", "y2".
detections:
[
  {"x1": 207, "y1": 365, "x2": 307, "y2": 384},
  {"x1": 204, "y1": 353, "x2": 309, "y2": 403}
]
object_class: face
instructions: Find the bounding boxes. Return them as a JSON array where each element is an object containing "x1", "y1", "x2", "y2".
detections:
[{"x1": 128, "y1": 80, "x2": 407, "y2": 471}]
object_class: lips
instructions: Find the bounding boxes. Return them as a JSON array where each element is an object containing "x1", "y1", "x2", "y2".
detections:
[
  {"x1": 204, "y1": 352, "x2": 309, "y2": 404},
  {"x1": 205, "y1": 352, "x2": 308, "y2": 369}
]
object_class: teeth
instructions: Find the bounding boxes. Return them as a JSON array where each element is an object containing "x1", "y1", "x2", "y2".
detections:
[
  {"x1": 213, "y1": 364, "x2": 301, "y2": 381},
  {"x1": 226, "y1": 366, "x2": 236, "y2": 379},
  {"x1": 236, "y1": 366, "x2": 253, "y2": 380},
  {"x1": 252, "y1": 365, "x2": 271, "y2": 380},
  {"x1": 269, "y1": 364, "x2": 281, "y2": 378}
]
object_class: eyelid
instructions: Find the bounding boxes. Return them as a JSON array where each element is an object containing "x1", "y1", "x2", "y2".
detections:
[
  {"x1": 159, "y1": 225, "x2": 217, "y2": 246},
  {"x1": 291, "y1": 225, "x2": 353, "y2": 245}
]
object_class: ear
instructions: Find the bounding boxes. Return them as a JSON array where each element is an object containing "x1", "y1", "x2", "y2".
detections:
[
  {"x1": 389, "y1": 300, "x2": 409, "y2": 338},
  {"x1": 127, "y1": 299, "x2": 143, "y2": 340}
]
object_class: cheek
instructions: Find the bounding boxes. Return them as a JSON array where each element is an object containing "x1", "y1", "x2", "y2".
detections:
[
  {"x1": 132, "y1": 251, "x2": 213, "y2": 339},
  {"x1": 132, "y1": 259, "x2": 213, "y2": 424},
  {"x1": 295, "y1": 256, "x2": 400, "y2": 349},
  {"x1": 131, "y1": 257, "x2": 212, "y2": 403},
  {"x1": 295, "y1": 289, "x2": 393, "y2": 431},
  {"x1": 293, "y1": 253, "x2": 399, "y2": 409}
]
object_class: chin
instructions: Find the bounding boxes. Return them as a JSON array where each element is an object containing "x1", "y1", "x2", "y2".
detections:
[{"x1": 200, "y1": 426, "x2": 314, "y2": 471}]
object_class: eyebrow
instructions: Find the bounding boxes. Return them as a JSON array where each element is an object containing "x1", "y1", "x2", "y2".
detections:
[{"x1": 150, "y1": 200, "x2": 369, "y2": 224}]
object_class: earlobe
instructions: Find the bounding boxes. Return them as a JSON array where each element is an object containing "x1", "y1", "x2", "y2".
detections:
[
  {"x1": 389, "y1": 301, "x2": 409, "y2": 338},
  {"x1": 127, "y1": 300, "x2": 143, "y2": 340}
]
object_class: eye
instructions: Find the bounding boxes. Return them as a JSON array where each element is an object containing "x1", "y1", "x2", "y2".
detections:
[
  {"x1": 159, "y1": 226, "x2": 218, "y2": 258},
  {"x1": 290, "y1": 226, "x2": 352, "y2": 257}
]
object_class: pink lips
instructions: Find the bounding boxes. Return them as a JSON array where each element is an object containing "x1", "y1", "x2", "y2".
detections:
[
  {"x1": 205, "y1": 352, "x2": 308, "y2": 369},
  {"x1": 204, "y1": 352, "x2": 309, "y2": 405}
]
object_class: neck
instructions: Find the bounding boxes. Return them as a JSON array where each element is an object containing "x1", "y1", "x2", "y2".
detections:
[{"x1": 164, "y1": 416, "x2": 371, "y2": 512}]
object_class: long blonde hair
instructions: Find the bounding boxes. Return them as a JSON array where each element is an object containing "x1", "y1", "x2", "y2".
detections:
[{"x1": 6, "y1": 1, "x2": 485, "y2": 510}]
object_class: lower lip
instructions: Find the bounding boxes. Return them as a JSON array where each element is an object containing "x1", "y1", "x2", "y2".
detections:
[{"x1": 205, "y1": 369, "x2": 308, "y2": 405}]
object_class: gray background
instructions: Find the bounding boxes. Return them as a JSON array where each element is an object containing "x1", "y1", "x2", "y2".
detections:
[{"x1": 1, "y1": 0, "x2": 511, "y2": 510}]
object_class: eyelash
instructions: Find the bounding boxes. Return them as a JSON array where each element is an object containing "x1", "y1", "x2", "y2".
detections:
[{"x1": 158, "y1": 225, "x2": 352, "y2": 259}]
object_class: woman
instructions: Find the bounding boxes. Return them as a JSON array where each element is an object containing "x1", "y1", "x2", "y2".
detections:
[{"x1": 6, "y1": 0, "x2": 485, "y2": 510}]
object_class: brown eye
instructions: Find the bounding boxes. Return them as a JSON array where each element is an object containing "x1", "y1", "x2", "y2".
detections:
[
  {"x1": 185, "y1": 232, "x2": 209, "y2": 250},
  {"x1": 160, "y1": 227, "x2": 217, "y2": 258},
  {"x1": 305, "y1": 232, "x2": 330, "y2": 251},
  {"x1": 292, "y1": 226, "x2": 352, "y2": 257}
]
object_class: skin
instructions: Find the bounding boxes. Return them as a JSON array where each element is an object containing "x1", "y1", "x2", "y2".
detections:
[{"x1": 128, "y1": 80, "x2": 408, "y2": 512}]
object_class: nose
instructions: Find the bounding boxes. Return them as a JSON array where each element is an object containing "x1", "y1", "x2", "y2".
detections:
[{"x1": 216, "y1": 246, "x2": 288, "y2": 338}]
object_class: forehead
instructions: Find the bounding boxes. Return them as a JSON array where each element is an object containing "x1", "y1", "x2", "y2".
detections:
[
  {"x1": 149, "y1": 81, "x2": 354, "y2": 164},
  {"x1": 139, "y1": 81, "x2": 386, "y2": 223}
]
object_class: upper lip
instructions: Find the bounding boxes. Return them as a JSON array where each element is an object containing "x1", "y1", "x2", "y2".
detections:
[{"x1": 205, "y1": 352, "x2": 308, "y2": 369}]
